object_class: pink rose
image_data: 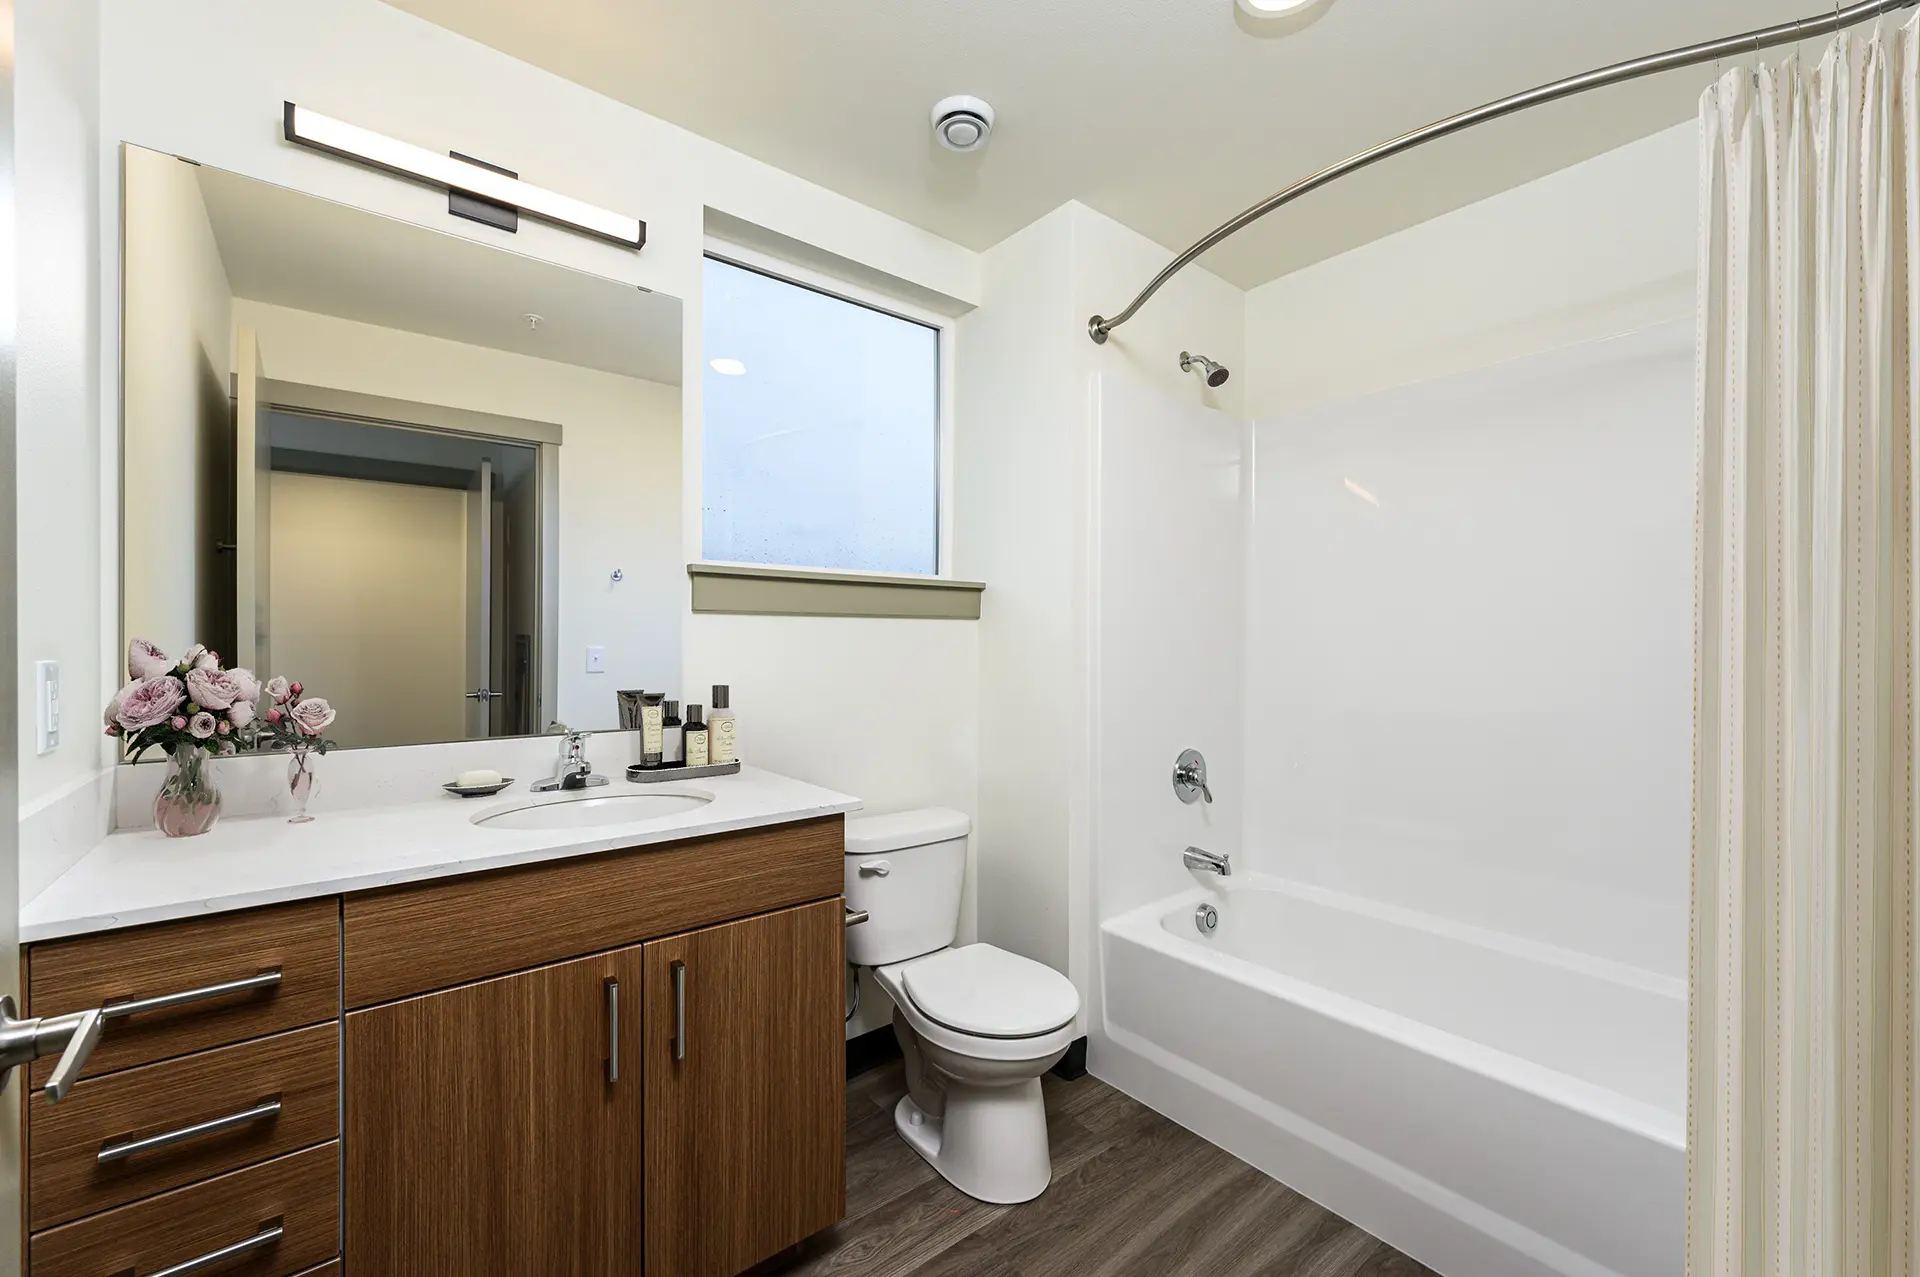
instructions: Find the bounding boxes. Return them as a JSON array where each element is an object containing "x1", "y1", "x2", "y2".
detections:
[
  {"x1": 116, "y1": 676, "x2": 185, "y2": 732},
  {"x1": 216, "y1": 719, "x2": 231, "y2": 736},
  {"x1": 180, "y1": 643, "x2": 205, "y2": 668},
  {"x1": 194, "y1": 649, "x2": 220, "y2": 671},
  {"x1": 227, "y1": 700, "x2": 255, "y2": 729},
  {"x1": 188, "y1": 711, "x2": 217, "y2": 740},
  {"x1": 265, "y1": 676, "x2": 291, "y2": 704},
  {"x1": 186, "y1": 666, "x2": 244, "y2": 711},
  {"x1": 104, "y1": 680, "x2": 138, "y2": 730},
  {"x1": 266, "y1": 707, "x2": 283, "y2": 724},
  {"x1": 290, "y1": 681, "x2": 303, "y2": 697},
  {"x1": 127, "y1": 639, "x2": 171, "y2": 680},
  {"x1": 170, "y1": 715, "x2": 186, "y2": 730},
  {"x1": 288, "y1": 697, "x2": 336, "y2": 737},
  {"x1": 228, "y1": 668, "x2": 261, "y2": 704}
]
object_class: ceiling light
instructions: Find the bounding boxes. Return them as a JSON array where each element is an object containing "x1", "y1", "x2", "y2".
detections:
[
  {"x1": 282, "y1": 103, "x2": 645, "y2": 249},
  {"x1": 931, "y1": 96, "x2": 995, "y2": 153},
  {"x1": 709, "y1": 358, "x2": 747, "y2": 377},
  {"x1": 1236, "y1": 0, "x2": 1323, "y2": 13}
]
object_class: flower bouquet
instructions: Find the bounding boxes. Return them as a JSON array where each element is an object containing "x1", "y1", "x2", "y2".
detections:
[
  {"x1": 107, "y1": 639, "x2": 262, "y2": 837},
  {"x1": 251, "y1": 677, "x2": 338, "y2": 824}
]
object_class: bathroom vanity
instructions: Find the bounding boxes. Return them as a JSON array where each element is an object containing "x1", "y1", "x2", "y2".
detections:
[{"x1": 14, "y1": 770, "x2": 859, "y2": 1277}]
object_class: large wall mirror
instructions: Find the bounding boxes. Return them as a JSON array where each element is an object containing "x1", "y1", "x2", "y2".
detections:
[{"x1": 119, "y1": 144, "x2": 683, "y2": 751}]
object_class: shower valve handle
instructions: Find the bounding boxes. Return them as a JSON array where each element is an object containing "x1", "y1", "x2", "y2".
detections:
[{"x1": 1173, "y1": 750, "x2": 1212, "y2": 805}]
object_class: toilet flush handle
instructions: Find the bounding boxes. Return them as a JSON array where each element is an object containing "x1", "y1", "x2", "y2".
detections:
[{"x1": 858, "y1": 861, "x2": 891, "y2": 877}]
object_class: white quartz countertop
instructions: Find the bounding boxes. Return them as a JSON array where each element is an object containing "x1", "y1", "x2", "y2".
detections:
[{"x1": 21, "y1": 766, "x2": 861, "y2": 943}]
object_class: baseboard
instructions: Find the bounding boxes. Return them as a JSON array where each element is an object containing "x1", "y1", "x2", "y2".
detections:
[
  {"x1": 846, "y1": 1025, "x2": 901, "y2": 1078},
  {"x1": 1050, "y1": 1036, "x2": 1089, "y2": 1081}
]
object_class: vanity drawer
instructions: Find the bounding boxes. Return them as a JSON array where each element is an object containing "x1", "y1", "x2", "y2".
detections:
[
  {"x1": 29, "y1": 1024, "x2": 339, "y2": 1231},
  {"x1": 28, "y1": 1141, "x2": 339, "y2": 1277},
  {"x1": 343, "y1": 815, "x2": 843, "y2": 1006},
  {"x1": 28, "y1": 899, "x2": 340, "y2": 1088}
]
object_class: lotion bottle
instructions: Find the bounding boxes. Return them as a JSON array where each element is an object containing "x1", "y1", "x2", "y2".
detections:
[
  {"x1": 683, "y1": 704, "x2": 710, "y2": 768},
  {"x1": 661, "y1": 700, "x2": 684, "y2": 766},
  {"x1": 709, "y1": 685, "x2": 737, "y2": 764}
]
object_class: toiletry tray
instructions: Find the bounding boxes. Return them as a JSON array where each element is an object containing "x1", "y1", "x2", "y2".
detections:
[{"x1": 627, "y1": 761, "x2": 742, "y2": 783}]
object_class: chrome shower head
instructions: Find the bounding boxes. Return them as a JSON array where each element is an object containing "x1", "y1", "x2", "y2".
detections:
[{"x1": 1180, "y1": 351, "x2": 1230, "y2": 388}]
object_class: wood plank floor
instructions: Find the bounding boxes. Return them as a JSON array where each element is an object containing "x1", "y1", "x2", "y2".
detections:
[{"x1": 768, "y1": 1061, "x2": 1436, "y2": 1277}]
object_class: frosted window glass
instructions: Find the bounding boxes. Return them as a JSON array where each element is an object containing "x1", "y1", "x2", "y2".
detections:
[{"x1": 702, "y1": 257, "x2": 940, "y2": 574}]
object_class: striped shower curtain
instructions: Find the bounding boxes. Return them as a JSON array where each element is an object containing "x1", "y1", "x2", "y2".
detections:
[{"x1": 1689, "y1": 23, "x2": 1920, "y2": 1277}]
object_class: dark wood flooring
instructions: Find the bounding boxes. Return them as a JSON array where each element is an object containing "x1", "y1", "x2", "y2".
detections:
[{"x1": 768, "y1": 1061, "x2": 1437, "y2": 1277}]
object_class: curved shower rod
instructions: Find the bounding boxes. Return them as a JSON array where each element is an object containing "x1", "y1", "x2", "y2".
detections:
[{"x1": 1088, "y1": 0, "x2": 1920, "y2": 344}]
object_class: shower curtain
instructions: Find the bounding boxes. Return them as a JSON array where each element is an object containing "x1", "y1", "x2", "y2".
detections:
[{"x1": 1690, "y1": 26, "x2": 1920, "y2": 1277}]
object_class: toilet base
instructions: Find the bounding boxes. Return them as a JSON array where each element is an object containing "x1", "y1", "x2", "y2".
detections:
[{"x1": 893, "y1": 1082, "x2": 1053, "y2": 1205}]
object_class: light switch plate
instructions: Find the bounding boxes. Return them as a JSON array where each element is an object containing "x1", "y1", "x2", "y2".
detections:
[
  {"x1": 585, "y1": 645, "x2": 606, "y2": 674},
  {"x1": 35, "y1": 660, "x2": 59, "y2": 753}
]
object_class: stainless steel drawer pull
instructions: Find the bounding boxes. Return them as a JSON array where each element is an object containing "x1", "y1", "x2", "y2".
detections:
[
  {"x1": 147, "y1": 1221, "x2": 284, "y2": 1277},
  {"x1": 96, "y1": 1097, "x2": 283, "y2": 1164},
  {"x1": 103, "y1": 969, "x2": 283, "y2": 1021},
  {"x1": 845, "y1": 907, "x2": 870, "y2": 927},
  {"x1": 605, "y1": 977, "x2": 620, "y2": 1084},
  {"x1": 670, "y1": 960, "x2": 687, "y2": 1063}
]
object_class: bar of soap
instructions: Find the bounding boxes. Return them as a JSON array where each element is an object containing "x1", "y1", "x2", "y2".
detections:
[{"x1": 455, "y1": 769, "x2": 503, "y2": 788}]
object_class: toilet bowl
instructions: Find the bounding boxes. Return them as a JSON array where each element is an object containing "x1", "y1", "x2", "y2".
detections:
[{"x1": 845, "y1": 809, "x2": 1082, "y2": 1204}]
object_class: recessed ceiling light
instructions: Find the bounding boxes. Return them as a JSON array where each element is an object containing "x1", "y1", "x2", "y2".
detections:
[
  {"x1": 709, "y1": 358, "x2": 747, "y2": 377},
  {"x1": 1236, "y1": 0, "x2": 1323, "y2": 13}
]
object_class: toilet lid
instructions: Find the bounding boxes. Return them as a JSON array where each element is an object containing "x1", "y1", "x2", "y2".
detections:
[{"x1": 901, "y1": 944, "x2": 1080, "y2": 1039}]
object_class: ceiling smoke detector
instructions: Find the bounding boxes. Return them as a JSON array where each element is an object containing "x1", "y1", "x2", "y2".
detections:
[{"x1": 931, "y1": 95, "x2": 995, "y2": 153}]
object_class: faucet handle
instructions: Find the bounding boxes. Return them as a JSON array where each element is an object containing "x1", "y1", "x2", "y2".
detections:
[{"x1": 1173, "y1": 749, "x2": 1212, "y2": 805}]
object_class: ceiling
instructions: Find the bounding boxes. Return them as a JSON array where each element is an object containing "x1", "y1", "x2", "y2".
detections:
[
  {"x1": 193, "y1": 162, "x2": 683, "y2": 384},
  {"x1": 388, "y1": 0, "x2": 1840, "y2": 289}
]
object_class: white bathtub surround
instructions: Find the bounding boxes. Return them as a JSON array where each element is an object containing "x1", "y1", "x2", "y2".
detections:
[
  {"x1": 1691, "y1": 34, "x2": 1920, "y2": 1277},
  {"x1": 1100, "y1": 879, "x2": 1683, "y2": 1276},
  {"x1": 24, "y1": 765, "x2": 858, "y2": 941}
]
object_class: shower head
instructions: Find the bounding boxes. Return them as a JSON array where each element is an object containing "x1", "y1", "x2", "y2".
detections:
[{"x1": 1180, "y1": 351, "x2": 1230, "y2": 388}]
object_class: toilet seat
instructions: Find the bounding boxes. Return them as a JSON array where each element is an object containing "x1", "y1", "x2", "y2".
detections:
[{"x1": 875, "y1": 945, "x2": 1080, "y2": 1062}]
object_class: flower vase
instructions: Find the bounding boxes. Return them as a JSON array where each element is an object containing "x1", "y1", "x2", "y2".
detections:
[
  {"x1": 154, "y1": 744, "x2": 222, "y2": 837},
  {"x1": 287, "y1": 746, "x2": 319, "y2": 824}
]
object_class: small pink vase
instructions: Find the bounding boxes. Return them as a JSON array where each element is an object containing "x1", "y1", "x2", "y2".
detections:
[
  {"x1": 287, "y1": 746, "x2": 319, "y2": 823},
  {"x1": 153, "y1": 745, "x2": 222, "y2": 837}
]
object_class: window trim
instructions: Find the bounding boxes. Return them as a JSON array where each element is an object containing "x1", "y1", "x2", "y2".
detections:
[{"x1": 697, "y1": 240, "x2": 958, "y2": 582}]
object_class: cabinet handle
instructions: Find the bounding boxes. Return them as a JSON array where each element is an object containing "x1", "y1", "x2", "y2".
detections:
[
  {"x1": 670, "y1": 960, "x2": 686, "y2": 1063},
  {"x1": 97, "y1": 1097, "x2": 283, "y2": 1163},
  {"x1": 147, "y1": 1220, "x2": 284, "y2": 1277},
  {"x1": 103, "y1": 969, "x2": 283, "y2": 1021},
  {"x1": 845, "y1": 907, "x2": 870, "y2": 927},
  {"x1": 605, "y1": 977, "x2": 620, "y2": 1084}
]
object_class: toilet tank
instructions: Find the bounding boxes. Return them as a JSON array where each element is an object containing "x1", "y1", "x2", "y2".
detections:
[{"x1": 843, "y1": 807, "x2": 971, "y2": 967}]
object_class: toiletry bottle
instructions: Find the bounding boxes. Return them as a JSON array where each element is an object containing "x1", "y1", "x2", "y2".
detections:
[
  {"x1": 684, "y1": 705, "x2": 710, "y2": 768},
  {"x1": 709, "y1": 685, "x2": 737, "y2": 765},
  {"x1": 661, "y1": 700, "x2": 684, "y2": 766},
  {"x1": 638, "y1": 692, "x2": 666, "y2": 768}
]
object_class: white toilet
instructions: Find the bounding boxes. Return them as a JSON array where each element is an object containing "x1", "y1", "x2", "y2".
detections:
[{"x1": 844, "y1": 808, "x2": 1081, "y2": 1205}]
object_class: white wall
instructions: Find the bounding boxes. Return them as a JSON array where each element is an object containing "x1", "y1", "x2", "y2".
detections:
[
  {"x1": 16, "y1": 0, "x2": 114, "y2": 897},
  {"x1": 1248, "y1": 326, "x2": 1696, "y2": 977},
  {"x1": 120, "y1": 145, "x2": 233, "y2": 660},
  {"x1": 958, "y1": 201, "x2": 1246, "y2": 1022},
  {"x1": 233, "y1": 299, "x2": 682, "y2": 732},
  {"x1": 1244, "y1": 122, "x2": 1698, "y2": 419}
]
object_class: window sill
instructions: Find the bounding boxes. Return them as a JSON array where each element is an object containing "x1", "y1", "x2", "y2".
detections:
[{"x1": 687, "y1": 563, "x2": 984, "y2": 619}]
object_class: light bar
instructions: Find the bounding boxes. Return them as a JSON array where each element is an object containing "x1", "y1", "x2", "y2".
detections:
[{"x1": 282, "y1": 102, "x2": 645, "y2": 250}]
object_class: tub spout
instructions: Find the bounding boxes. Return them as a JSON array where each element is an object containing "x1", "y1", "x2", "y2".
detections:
[{"x1": 1182, "y1": 847, "x2": 1231, "y2": 877}]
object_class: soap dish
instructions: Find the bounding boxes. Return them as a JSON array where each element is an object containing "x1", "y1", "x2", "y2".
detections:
[{"x1": 443, "y1": 778, "x2": 515, "y2": 798}]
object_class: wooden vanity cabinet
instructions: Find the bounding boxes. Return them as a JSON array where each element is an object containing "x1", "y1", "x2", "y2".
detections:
[
  {"x1": 344, "y1": 945, "x2": 647, "y2": 1274},
  {"x1": 644, "y1": 899, "x2": 846, "y2": 1277}
]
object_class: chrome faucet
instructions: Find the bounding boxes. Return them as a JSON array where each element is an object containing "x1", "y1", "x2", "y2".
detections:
[
  {"x1": 532, "y1": 724, "x2": 609, "y2": 793},
  {"x1": 1182, "y1": 846, "x2": 1231, "y2": 877}
]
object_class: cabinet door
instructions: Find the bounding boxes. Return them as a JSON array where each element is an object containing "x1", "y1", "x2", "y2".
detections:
[
  {"x1": 344, "y1": 946, "x2": 643, "y2": 1275},
  {"x1": 644, "y1": 899, "x2": 845, "y2": 1277}
]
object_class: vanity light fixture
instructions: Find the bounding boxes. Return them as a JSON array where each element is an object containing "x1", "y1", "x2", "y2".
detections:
[
  {"x1": 282, "y1": 103, "x2": 645, "y2": 249},
  {"x1": 1235, "y1": 0, "x2": 1325, "y2": 15},
  {"x1": 709, "y1": 358, "x2": 748, "y2": 376}
]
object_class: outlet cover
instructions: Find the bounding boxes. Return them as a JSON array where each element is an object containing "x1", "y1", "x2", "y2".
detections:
[{"x1": 586, "y1": 646, "x2": 606, "y2": 674}]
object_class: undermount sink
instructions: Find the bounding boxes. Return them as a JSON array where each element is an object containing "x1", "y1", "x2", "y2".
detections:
[{"x1": 472, "y1": 791, "x2": 713, "y2": 831}]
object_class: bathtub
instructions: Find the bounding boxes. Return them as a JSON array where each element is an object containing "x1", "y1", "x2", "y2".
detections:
[{"x1": 1095, "y1": 877, "x2": 1684, "y2": 1277}]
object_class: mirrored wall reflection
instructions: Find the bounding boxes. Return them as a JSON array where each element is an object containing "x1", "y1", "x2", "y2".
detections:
[{"x1": 120, "y1": 143, "x2": 685, "y2": 751}]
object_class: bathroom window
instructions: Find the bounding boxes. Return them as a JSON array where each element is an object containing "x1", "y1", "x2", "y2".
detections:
[{"x1": 701, "y1": 255, "x2": 942, "y2": 576}]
